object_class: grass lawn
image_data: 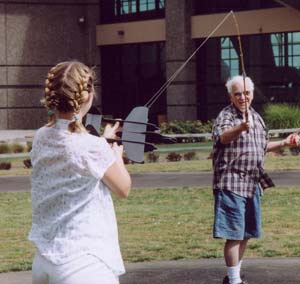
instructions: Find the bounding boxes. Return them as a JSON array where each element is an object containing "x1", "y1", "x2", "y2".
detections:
[{"x1": 1, "y1": 187, "x2": 300, "y2": 273}]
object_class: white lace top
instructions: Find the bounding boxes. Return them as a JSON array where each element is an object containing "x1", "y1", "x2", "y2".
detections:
[{"x1": 29, "y1": 119, "x2": 125, "y2": 276}]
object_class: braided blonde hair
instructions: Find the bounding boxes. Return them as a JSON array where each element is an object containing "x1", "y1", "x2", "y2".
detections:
[{"x1": 41, "y1": 61, "x2": 95, "y2": 133}]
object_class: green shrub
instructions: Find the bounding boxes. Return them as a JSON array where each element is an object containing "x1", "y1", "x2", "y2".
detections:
[
  {"x1": 159, "y1": 120, "x2": 214, "y2": 143},
  {"x1": 160, "y1": 120, "x2": 214, "y2": 134},
  {"x1": 26, "y1": 142, "x2": 32, "y2": 152},
  {"x1": 10, "y1": 143, "x2": 25, "y2": 153},
  {"x1": 0, "y1": 143, "x2": 11, "y2": 154},
  {"x1": 183, "y1": 152, "x2": 196, "y2": 161},
  {"x1": 147, "y1": 152, "x2": 159, "y2": 163},
  {"x1": 263, "y1": 103, "x2": 300, "y2": 129},
  {"x1": 23, "y1": 159, "x2": 32, "y2": 168},
  {"x1": 0, "y1": 162, "x2": 11, "y2": 170},
  {"x1": 123, "y1": 156, "x2": 131, "y2": 165},
  {"x1": 166, "y1": 152, "x2": 182, "y2": 162}
]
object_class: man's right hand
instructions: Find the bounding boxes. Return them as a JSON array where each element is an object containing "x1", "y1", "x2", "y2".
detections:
[
  {"x1": 220, "y1": 122, "x2": 250, "y2": 144},
  {"x1": 240, "y1": 122, "x2": 250, "y2": 132}
]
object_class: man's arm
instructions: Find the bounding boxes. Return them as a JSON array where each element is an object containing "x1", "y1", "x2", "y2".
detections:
[
  {"x1": 220, "y1": 122, "x2": 250, "y2": 144},
  {"x1": 267, "y1": 133, "x2": 299, "y2": 152}
]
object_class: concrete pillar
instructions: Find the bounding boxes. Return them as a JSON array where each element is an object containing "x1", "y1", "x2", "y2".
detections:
[
  {"x1": 165, "y1": 0, "x2": 197, "y2": 121},
  {"x1": 0, "y1": 4, "x2": 8, "y2": 129},
  {"x1": 85, "y1": 2, "x2": 102, "y2": 113}
]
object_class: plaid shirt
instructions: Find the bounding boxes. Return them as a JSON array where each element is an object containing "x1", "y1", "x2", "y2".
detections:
[{"x1": 212, "y1": 104, "x2": 274, "y2": 198}]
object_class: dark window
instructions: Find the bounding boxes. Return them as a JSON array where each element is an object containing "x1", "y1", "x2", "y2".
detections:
[
  {"x1": 140, "y1": 0, "x2": 156, "y2": 12},
  {"x1": 100, "y1": 0, "x2": 165, "y2": 24},
  {"x1": 101, "y1": 42, "x2": 166, "y2": 123},
  {"x1": 272, "y1": 32, "x2": 300, "y2": 69},
  {"x1": 221, "y1": 37, "x2": 239, "y2": 79},
  {"x1": 120, "y1": 0, "x2": 137, "y2": 14},
  {"x1": 272, "y1": 33, "x2": 286, "y2": 67},
  {"x1": 194, "y1": 0, "x2": 281, "y2": 15}
]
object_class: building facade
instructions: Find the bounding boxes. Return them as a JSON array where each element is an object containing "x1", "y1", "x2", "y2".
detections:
[
  {"x1": 0, "y1": 0, "x2": 300, "y2": 129},
  {"x1": 0, "y1": 0, "x2": 100, "y2": 129}
]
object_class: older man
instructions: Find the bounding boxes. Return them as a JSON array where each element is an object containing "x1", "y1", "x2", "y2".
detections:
[{"x1": 212, "y1": 75, "x2": 296, "y2": 284}]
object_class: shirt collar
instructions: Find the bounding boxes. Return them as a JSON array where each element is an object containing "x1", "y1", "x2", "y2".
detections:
[{"x1": 54, "y1": 119, "x2": 72, "y2": 130}]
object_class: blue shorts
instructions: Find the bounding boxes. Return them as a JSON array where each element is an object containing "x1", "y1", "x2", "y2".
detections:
[{"x1": 213, "y1": 187, "x2": 261, "y2": 240}]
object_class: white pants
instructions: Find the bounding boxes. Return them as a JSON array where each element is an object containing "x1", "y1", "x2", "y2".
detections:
[{"x1": 32, "y1": 250, "x2": 119, "y2": 284}]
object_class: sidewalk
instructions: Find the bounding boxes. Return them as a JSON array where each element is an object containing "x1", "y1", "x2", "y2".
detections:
[
  {"x1": 1, "y1": 257, "x2": 300, "y2": 284},
  {"x1": 1, "y1": 171, "x2": 300, "y2": 193},
  {"x1": 0, "y1": 130, "x2": 35, "y2": 142}
]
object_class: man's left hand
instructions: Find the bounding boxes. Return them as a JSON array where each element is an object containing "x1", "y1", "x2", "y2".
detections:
[{"x1": 283, "y1": 133, "x2": 300, "y2": 146}]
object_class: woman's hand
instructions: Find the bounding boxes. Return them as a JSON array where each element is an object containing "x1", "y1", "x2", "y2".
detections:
[
  {"x1": 102, "y1": 121, "x2": 122, "y2": 140},
  {"x1": 111, "y1": 142, "x2": 124, "y2": 161}
]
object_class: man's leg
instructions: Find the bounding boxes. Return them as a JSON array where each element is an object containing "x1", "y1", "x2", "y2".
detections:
[
  {"x1": 224, "y1": 240, "x2": 240, "y2": 266},
  {"x1": 224, "y1": 240, "x2": 243, "y2": 284},
  {"x1": 238, "y1": 239, "x2": 249, "y2": 261},
  {"x1": 238, "y1": 238, "x2": 249, "y2": 274},
  {"x1": 214, "y1": 190, "x2": 249, "y2": 283}
]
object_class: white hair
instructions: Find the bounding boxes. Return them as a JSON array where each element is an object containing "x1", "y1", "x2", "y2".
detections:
[{"x1": 225, "y1": 75, "x2": 254, "y2": 94}]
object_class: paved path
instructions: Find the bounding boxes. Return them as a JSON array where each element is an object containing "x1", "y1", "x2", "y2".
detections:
[
  {"x1": 1, "y1": 258, "x2": 300, "y2": 284},
  {"x1": 0, "y1": 170, "x2": 299, "y2": 192}
]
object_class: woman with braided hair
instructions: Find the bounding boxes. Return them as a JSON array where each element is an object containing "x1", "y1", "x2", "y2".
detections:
[{"x1": 29, "y1": 61, "x2": 131, "y2": 284}]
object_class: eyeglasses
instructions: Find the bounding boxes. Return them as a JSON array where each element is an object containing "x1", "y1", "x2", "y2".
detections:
[{"x1": 233, "y1": 91, "x2": 251, "y2": 98}]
